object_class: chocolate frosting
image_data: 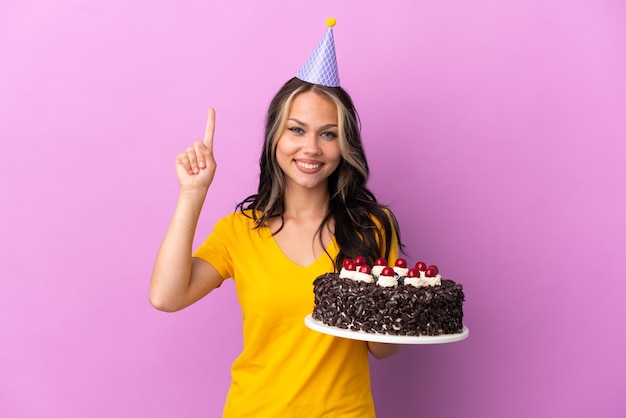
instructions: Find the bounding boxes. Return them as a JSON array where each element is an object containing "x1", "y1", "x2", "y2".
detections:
[{"x1": 312, "y1": 273, "x2": 465, "y2": 336}]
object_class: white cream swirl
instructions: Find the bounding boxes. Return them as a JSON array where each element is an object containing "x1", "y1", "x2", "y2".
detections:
[
  {"x1": 405, "y1": 271, "x2": 442, "y2": 287},
  {"x1": 376, "y1": 275, "x2": 398, "y2": 287},
  {"x1": 393, "y1": 266, "x2": 409, "y2": 277},
  {"x1": 339, "y1": 268, "x2": 356, "y2": 279},
  {"x1": 371, "y1": 265, "x2": 386, "y2": 277},
  {"x1": 418, "y1": 276, "x2": 442, "y2": 287},
  {"x1": 403, "y1": 276, "x2": 420, "y2": 287},
  {"x1": 352, "y1": 271, "x2": 374, "y2": 283}
]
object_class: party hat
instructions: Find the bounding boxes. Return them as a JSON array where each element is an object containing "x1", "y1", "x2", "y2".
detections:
[{"x1": 296, "y1": 18, "x2": 340, "y2": 87}]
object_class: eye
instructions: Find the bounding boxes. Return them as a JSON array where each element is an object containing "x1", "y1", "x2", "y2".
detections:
[
  {"x1": 288, "y1": 127, "x2": 304, "y2": 135},
  {"x1": 320, "y1": 131, "x2": 338, "y2": 139}
]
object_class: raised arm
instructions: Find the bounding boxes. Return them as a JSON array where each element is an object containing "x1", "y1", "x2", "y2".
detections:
[{"x1": 149, "y1": 109, "x2": 224, "y2": 312}]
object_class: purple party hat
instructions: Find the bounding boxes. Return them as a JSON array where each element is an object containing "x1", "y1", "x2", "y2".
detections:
[{"x1": 296, "y1": 18, "x2": 340, "y2": 87}]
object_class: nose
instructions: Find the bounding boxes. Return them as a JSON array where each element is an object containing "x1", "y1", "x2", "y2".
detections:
[{"x1": 302, "y1": 135, "x2": 321, "y2": 155}]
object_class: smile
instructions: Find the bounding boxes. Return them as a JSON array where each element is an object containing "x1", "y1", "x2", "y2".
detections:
[{"x1": 296, "y1": 161, "x2": 322, "y2": 170}]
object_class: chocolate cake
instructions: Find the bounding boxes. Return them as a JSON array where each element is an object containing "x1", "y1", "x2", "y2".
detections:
[{"x1": 311, "y1": 257, "x2": 465, "y2": 336}]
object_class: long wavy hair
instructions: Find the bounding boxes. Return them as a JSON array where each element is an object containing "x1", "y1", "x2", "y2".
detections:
[{"x1": 237, "y1": 77, "x2": 403, "y2": 271}]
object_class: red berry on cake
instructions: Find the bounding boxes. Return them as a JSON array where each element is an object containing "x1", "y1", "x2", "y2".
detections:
[
  {"x1": 352, "y1": 263, "x2": 374, "y2": 283},
  {"x1": 377, "y1": 266, "x2": 399, "y2": 287},
  {"x1": 374, "y1": 257, "x2": 387, "y2": 266},
  {"x1": 394, "y1": 258, "x2": 407, "y2": 268},
  {"x1": 381, "y1": 267, "x2": 395, "y2": 277},
  {"x1": 425, "y1": 267, "x2": 437, "y2": 277},
  {"x1": 354, "y1": 256, "x2": 366, "y2": 267},
  {"x1": 343, "y1": 259, "x2": 356, "y2": 271},
  {"x1": 393, "y1": 258, "x2": 410, "y2": 277},
  {"x1": 371, "y1": 258, "x2": 387, "y2": 277},
  {"x1": 415, "y1": 261, "x2": 427, "y2": 271},
  {"x1": 428, "y1": 265, "x2": 439, "y2": 275},
  {"x1": 407, "y1": 268, "x2": 420, "y2": 278}
]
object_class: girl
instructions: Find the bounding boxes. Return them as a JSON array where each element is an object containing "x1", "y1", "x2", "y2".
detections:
[{"x1": 151, "y1": 73, "x2": 404, "y2": 417}]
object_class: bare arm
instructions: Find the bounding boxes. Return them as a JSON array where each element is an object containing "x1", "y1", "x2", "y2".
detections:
[{"x1": 149, "y1": 109, "x2": 223, "y2": 312}]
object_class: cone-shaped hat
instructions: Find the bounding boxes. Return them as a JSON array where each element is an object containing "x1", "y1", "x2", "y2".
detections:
[{"x1": 296, "y1": 18, "x2": 340, "y2": 87}]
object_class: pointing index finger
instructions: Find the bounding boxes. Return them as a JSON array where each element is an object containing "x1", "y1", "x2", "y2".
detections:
[{"x1": 203, "y1": 108, "x2": 216, "y2": 150}]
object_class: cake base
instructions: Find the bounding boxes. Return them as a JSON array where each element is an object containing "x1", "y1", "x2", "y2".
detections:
[{"x1": 305, "y1": 315, "x2": 469, "y2": 344}]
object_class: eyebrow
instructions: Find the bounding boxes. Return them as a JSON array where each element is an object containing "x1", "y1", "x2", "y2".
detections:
[{"x1": 288, "y1": 118, "x2": 338, "y2": 130}]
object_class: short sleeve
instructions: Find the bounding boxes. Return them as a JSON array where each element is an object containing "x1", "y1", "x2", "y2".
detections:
[{"x1": 193, "y1": 215, "x2": 235, "y2": 281}]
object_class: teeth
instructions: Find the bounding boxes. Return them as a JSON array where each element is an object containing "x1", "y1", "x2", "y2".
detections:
[{"x1": 297, "y1": 161, "x2": 321, "y2": 169}]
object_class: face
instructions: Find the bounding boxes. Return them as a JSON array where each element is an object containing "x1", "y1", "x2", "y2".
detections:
[{"x1": 275, "y1": 91, "x2": 341, "y2": 193}]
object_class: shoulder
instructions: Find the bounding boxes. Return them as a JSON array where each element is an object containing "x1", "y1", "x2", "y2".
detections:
[{"x1": 214, "y1": 210, "x2": 263, "y2": 232}]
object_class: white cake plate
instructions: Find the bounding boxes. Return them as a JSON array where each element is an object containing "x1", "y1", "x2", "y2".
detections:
[{"x1": 304, "y1": 314, "x2": 469, "y2": 345}]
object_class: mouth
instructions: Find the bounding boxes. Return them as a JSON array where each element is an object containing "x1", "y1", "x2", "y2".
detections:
[{"x1": 295, "y1": 160, "x2": 322, "y2": 170}]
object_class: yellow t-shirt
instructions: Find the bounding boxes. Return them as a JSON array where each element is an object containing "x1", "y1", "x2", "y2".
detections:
[{"x1": 194, "y1": 210, "x2": 398, "y2": 417}]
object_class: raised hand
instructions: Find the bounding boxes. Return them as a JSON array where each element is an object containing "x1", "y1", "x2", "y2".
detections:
[{"x1": 175, "y1": 108, "x2": 217, "y2": 192}]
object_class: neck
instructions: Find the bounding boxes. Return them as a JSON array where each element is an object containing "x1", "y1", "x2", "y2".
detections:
[{"x1": 282, "y1": 184, "x2": 330, "y2": 220}]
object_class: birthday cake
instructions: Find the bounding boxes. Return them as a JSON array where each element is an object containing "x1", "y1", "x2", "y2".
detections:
[{"x1": 312, "y1": 257, "x2": 465, "y2": 336}]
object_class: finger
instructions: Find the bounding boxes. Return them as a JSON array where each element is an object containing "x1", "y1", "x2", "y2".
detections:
[
  {"x1": 193, "y1": 140, "x2": 206, "y2": 169},
  {"x1": 176, "y1": 152, "x2": 192, "y2": 174},
  {"x1": 186, "y1": 146, "x2": 199, "y2": 174},
  {"x1": 203, "y1": 108, "x2": 216, "y2": 151}
]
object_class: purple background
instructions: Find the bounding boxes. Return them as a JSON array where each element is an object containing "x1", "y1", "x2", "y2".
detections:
[{"x1": 1, "y1": 1, "x2": 625, "y2": 417}]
